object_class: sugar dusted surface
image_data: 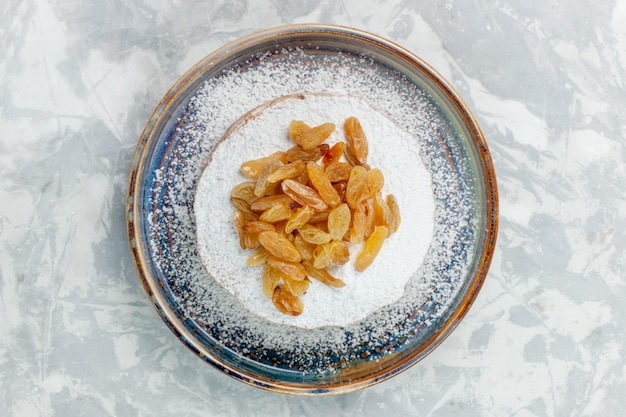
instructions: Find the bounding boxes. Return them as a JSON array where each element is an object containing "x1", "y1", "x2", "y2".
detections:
[
  {"x1": 144, "y1": 47, "x2": 482, "y2": 374},
  {"x1": 195, "y1": 94, "x2": 435, "y2": 328}
]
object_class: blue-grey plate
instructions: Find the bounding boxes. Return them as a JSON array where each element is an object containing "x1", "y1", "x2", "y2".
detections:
[{"x1": 127, "y1": 24, "x2": 498, "y2": 395}]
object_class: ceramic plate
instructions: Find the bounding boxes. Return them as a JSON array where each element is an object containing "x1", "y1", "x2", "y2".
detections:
[{"x1": 127, "y1": 24, "x2": 498, "y2": 395}]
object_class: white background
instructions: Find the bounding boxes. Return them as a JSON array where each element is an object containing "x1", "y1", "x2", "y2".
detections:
[{"x1": 1, "y1": 1, "x2": 624, "y2": 416}]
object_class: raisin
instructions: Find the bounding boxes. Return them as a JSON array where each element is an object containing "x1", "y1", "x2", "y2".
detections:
[
  {"x1": 258, "y1": 202, "x2": 293, "y2": 223},
  {"x1": 285, "y1": 205, "x2": 315, "y2": 234},
  {"x1": 281, "y1": 179, "x2": 328, "y2": 212},
  {"x1": 355, "y1": 226, "x2": 389, "y2": 272},
  {"x1": 241, "y1": 151, "x2": 287, "y2": 178},
  {"x1": 302, "y1": 260, "x2": 345, "y2": 288},
  {"x1": 306, "y1": 161, "x2": 341, "y2": 208},
  {"x1": 297, "y1": 224, "x2": 332, "y2": 245},
  {"x1": 272, "y1": 285, "x2": 304, "y2": 316},
  {"x1": 345, "y1": 165, "x2": 369, "y2": 209},
  {"x1": 258, "y1": 231, "x2": 302, "y2": 263},
  {"x1": 267, "y1": 256, "x2": 307, "y2": 281},
  {"x1": 321, "y1": 142, "x2": 346, "y2": 169},
  {"x1": 344, "y1": 117, "x2": 369, "y2": 164},
  {"x1": 327, "y1": 203, "x2": 351, "y2": 241},
  {"x1": 290, "y1": 121, "x2": 335, "y2": 150}
]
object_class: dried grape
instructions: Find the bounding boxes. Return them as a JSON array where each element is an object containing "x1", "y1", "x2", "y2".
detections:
[
  {"x1": 281, "y1": 179, "x2": 328, "y2": 211},
  {"x1": 266, "y1": 160, "x2": 305, "y2": 183},
  {"x1": 267, "y1": 256, "x2": 307, "y2": 281},
  {"x1": 250, "y1": 194, "x2": 295, "y2": 212},
  {"x1": 247, "y1": 247, "x2": 270, "y2": 266},
  {"x1": 313, "y1": 242, "x2": 332, "y2": 269},
  {"x1": 230, "y1": 197, "x2": 258, "y2": 221},
  {"x1": 258, "y1": 202, "x2": 293, "y2": 223},
  {"x1": 329, "y1": 240, "x2": 350, "y2": 265},
  {"x1": 262, "y1": 264, "x2": 281, "y2": 298},
  {"x1": 254, "y1": 159, "x2": 283, "y2": 197},
  {"x1": 387, "y1": 194, "x2": 401, "y2": 234},
  {"x1": 344, "y1": 116, "x2": 369, "y2": 164},
  {"x1": 286, "y1": 145, "x2": 323, "y2": 163},
  {"x1": 328, "y1": 203, "x2": 351, "y2": 241},
  {"x1": 355, "y1": 226, "x2": 388, "y2": 272},
  {"x1": 231, "y1": 181, "x2": 257, "y2": 202},
  {"x1": 306, "y1": 161, "x2": 341, "y2": 208},
  {"x1": 285, "y1": 205, "x2": 315, "y2": 234},
  {"x1": 241, "y1": 151, "x2": 287, "y2": 178},
  {"x1": 272, "y1": 285, "x2": 304, "y2": 316},
  {"x1": 325, "y1": 161, "x2": 352, "y2": 182},
  {"x1": 297, "y1": 224, "x2": 332, "y2": 245},
  {"x1": 258, "y1": 231, "x2": 301, "y2": 263},
  {"x1": 290, "y1": 121, "x2": 335, "y2": 150},
  {"x1": 321, "y1": 142, "x2": 346, "y2": 169},
  {"x1": 302, "y1": 260, "x2": 345, "y2": 288},
  {"x1": 345, "y1": 165, "x2": 369, "y2": 209}
]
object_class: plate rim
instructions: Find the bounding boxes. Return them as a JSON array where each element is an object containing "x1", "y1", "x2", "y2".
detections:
[{"x1": 126, "y1": 23, "x2": 499, "y2": 395}]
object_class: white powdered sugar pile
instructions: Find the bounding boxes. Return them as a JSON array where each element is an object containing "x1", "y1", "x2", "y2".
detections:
[
  {"x1": 145, "y1": 46, "x2": 480, "y2": 373},
  {"x1": 194, "y1": 93, "x2": 435, "y2": 328}
]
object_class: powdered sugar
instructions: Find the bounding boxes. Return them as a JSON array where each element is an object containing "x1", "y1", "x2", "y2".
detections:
[
  {"x1": 142, "y1": 44, "x2": 484, "y2": 374},
  {"x1": 195, "y1": 93, "x2": 434, "y2": 328}
]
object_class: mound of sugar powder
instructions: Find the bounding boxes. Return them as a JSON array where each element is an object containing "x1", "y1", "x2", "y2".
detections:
[
  {"x1": 195, "y1": 93, "x2": 435, "y2": 328},
  {"x1": 146, "y1": 47, "x2": 478, "y2": 373}
]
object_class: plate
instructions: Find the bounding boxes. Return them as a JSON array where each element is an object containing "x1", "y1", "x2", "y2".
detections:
[{"x1": 127, "y1": 24, "x2": 498, "y2": 395}]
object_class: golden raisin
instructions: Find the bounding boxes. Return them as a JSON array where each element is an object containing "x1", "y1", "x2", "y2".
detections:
[
  {"x1": 285, "y1": 205, "x2": 315, "y2": 234},
  {"x1": 308, "y1": 209, "x2": 330, "y2": 223},
  {"x1": 355, "y1": 226, "x2": 388, "y2": 272},
  {"x1": 329, "y1": 241, "x2": 350, "y2": 265},
  {"x1": 285, "y1": 145, "x2": 322, "y2": 163},
  {"x1": 231, "y1": 181, "x2": 257, "y2": 202},
  {"x1": 306, "y1": 161, "x2": 341, "y2": 208},
  {"x1": 333, "y1": 182, "x2": 347, "y2": 202},
  {"x1": 281, "y1": 179, "x2": 328, "y2": 212},
  {"x1": 246, "y1": 247, "x2": 270, "y2": 266},
  {"x1": 302, "y1": 260, "x2": 345, "y2": 288},
  {"x1": 325, "y1": 162, "x2": 352, "y2": 183},
  {"x1": 362, "y1": 198, "x2": 376, "y2": 239},
  {"x1": 373, "y1": 192, "x2": 394, "y2": 234},
  {"x1": 250, "y1": 194, "x2": 295, "y2": 212},
  {"x1": 387, "y1": 194, "x2": 401, "y2": 234},
  {"x1": 293, "y1": 233, "x2": 316, "y2": 261},
  {"x1": 233, "y1": 210, "x2": 247, "y2": 249},
  {"x1": 313, "y1": 242, "x2": 332, "y2": 269},
  {"x1": 283, "y1": 276, "x2": 310, "y2": 297},
  {"x1": 258, "y1": 202, "x2": 293, "y2": 223},
  {"x1": 241, "y1": 151, "x2": 287, "y2": 178},
  {"x1": 230, "y1": 197, "x2": 259, "y2": 221},
  {"x1": 242, "y1": 220, "x2": 275, "y2": 234},
  {"x1": 327, "y1": 203, "x2": 351, "y2": 241},
  {"x1": 297, "y1": 224, "x2": 332, "y2": 245},
  {"x1": 266, "y1": 160, "x2": 306, "y2": 183},
  {"x1": 349, "y1": 204, "x2": 366, "y2": 244},
  {"x1": 290, "y1": 121, "x2": 335, "y2": 150},
  {"x1": 288, "y1": 120, "x2": 310, "y2": 140},
  {"x1": 272, "y1": 285, "x2": 304, "y2": 316},
  {"x1": 262, "y1": 264, "x2": 282, "y2": 298},
  {"x1": 344, "y1": 117, "x2": 369, "y2": 164},
  {"x1": 321, "y1": 142, "x2": 346, "y2": 169},
  {"x1": 267, "y1": 256, "x2": 307, "y2": 281},
  {"x1": 254, "y1": 159, "x2": 283, "y2": 197},
  {"x1": 345, "y1": 165, "x2": 369, "y2": 209},
  {"x1": 258, "y1": 231, "x2": 302, "y2": 263},
  {"x1": 365, "y1": 168, "x2": 384, "y2": 198}
]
